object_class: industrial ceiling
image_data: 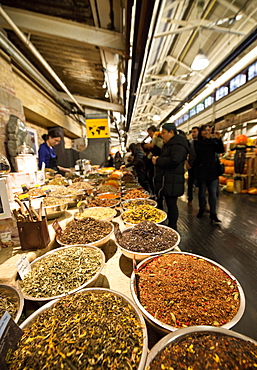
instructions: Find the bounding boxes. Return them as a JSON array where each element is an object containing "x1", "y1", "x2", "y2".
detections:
[{"x1": 0, "y1": 0, "x2": 257, "y2": 146}]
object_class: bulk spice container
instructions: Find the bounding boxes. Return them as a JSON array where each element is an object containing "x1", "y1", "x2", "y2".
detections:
[
  {"x1": 116, "y1": 221, "x2": 180, "y2": 261},
  {"x1": 131, "y1": 252, "x2": 245, "y2": 335},
  {"x1": 145, "y1": 326, "x2": 257, "y2": 369},
  {"x1": 8, "y1": 288, "x2": 148, "y2": 370},
  {"x1": 18, "y1": 245, "x2": 105, "y2": 301},
  {"x1": 74, "y1": 206, "x2": 117, "y2": 222},
  {"x1": 0, "y1": 284, "x2": 24, "y2": 323},
  {"x1": 122, "y1": 205, "x2": 167, "y2": 226},
  {"x1": 56, "y1": 217, "x2": 114, "y2": 248}
]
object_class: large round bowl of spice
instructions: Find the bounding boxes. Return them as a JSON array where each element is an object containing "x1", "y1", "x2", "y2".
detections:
[
  {"x1": 18, "y1": 245, "x2": 105, "y2": 301},
  {"x1": 0, "y1": 284, "x2": 24, "y2": 323},
  {"x1": 131, "y1": 252, "x2": 245, "y2": 334},
  {"x1": 145, "y1": 326, "x2": 257, "y2": 369},
  {"x1": 74, "y1": 206, "x2": 117, "y2": 222},
  {"x1": 122, "y1": 205, "x2": 167, "y2": 225},
  {"x1": 42, "y1": 196, "x2": 69, "y2": 219},
  {"x1": 56, "y1": 217, "x2": 114, "y2": 247},
  {"x1": 116, "y1": 221, "x2": 180, "y2": 261},
  {"x1": 9, "y1": 288, "x2": 148, "y2": 370},
  {"x1": 121, "y1": 198, "x2": 157, "y2": 210}
]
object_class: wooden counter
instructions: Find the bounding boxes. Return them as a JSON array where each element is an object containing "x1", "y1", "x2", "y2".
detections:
[{"x1": 0, "y1": 208, "x2": 180, "y2": 301}]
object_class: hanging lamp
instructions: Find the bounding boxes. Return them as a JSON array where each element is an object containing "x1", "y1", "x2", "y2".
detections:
[{"x1": 191, "y1": 28, "x2": 210, "y2": 71}]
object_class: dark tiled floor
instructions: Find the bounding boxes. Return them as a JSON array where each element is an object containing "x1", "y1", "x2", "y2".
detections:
[{"x1": 177, "y1": 190, "x2": 257, "y2": 341}]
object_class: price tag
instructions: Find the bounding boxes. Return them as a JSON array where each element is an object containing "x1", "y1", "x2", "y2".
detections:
[
  {"x1": 16, "y1": 255, "x2": 31, "y2": 280},
  {"x1": 0, "y1": 312, "x2": 23, "y2": 370},
  {"x1": 18, "y1": 193, "x2": 29, "y2": 201},
  {"x1": 52, "y1": 219, "x2": 63, "y2": 237}
]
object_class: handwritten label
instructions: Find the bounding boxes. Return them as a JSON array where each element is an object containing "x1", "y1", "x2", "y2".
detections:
[
  {"x1": 16, "y1": 255, "x2": 31, "y2": 280},
  {"x1": 52, "y1": 219, "x2": 63, "y2": 237}
]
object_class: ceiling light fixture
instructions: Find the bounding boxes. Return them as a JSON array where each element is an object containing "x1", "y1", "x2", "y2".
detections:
[
  {"x1": 152, "y1": 114, "x2": 160, "y2": 122},
  {"x1": 191, "y1": 28, "x2": 209, "y2": 71}
]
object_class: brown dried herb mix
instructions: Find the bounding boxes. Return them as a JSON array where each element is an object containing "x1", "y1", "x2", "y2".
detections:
[
  {"x1": 136, "y1": 254, "x2": 240, "y2": 328},
  {"x1": 147, "y1": 332, "x2": 257, "y2": 369},
  {"x1": 59, "y1": 217, "x2": 112, "y2": 244}
]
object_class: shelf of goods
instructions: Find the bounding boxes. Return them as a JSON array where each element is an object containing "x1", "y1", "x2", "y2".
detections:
[{"x1": 219, "y1": 152, "x2": 257, "y2": 193}]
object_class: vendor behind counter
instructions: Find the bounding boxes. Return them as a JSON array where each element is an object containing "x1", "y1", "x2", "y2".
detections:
[{"x1": 38, "y1": 129, "x2": 71, "y2": 175}]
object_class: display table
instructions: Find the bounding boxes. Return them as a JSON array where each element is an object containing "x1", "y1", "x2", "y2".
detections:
[{"x1": 0, "y1": 208, "x2": 180, "y2": 301}]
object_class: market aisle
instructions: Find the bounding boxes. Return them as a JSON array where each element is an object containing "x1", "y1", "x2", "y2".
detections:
[{"x1": 177, "y1": 191, "x2": 257, "y2": 341}]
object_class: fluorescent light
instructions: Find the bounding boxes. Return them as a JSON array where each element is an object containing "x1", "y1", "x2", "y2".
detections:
[{"x1": 191, "y1": 50, "x2": 210, "y2": 71}]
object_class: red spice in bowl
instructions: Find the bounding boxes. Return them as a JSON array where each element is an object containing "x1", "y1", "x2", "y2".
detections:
[{"x1": 132, "y1": 252, "x2": 245, "y2": 332}]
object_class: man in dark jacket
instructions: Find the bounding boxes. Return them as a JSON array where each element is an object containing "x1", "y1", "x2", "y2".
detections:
[{"x1": 152, "y1": 123, "x2": 189, "y2": 230}]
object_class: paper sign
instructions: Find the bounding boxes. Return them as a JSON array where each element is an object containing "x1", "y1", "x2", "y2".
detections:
[
  {"x1": 16, "y1": 255, "x2": 31, "y2": 280},
  {"x1": 0, "y1": 312, "x2": 23, "y2": 370},
  {"x1": 52, "y1": 219, "x2": 63, "y2": 237}
]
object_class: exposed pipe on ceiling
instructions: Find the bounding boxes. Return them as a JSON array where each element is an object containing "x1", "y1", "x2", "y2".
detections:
[
  {"x1": 162, "y1": 26, "x2": 257, "y2": 124},
  {"x1": 0, "y1": 31, "x2": 72, "y2": 112},
  {"x1": 0, "y1": 5, "x2": 85, "y2": 115},
  {"x1": 126, "y1": 0, "x2": 162, "y2": 132}
]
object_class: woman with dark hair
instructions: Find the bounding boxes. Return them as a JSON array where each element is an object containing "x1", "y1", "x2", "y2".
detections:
[
  {"x1": 194, "y1": 124, "x2": 224, "y2": 222},
  {"x1": 38, "y1": 129, "x2": 71, "y2": 173},
  {"x1": 121, "y1": 143, "x2": 151, "y2": 192},
  {"x1": 152, "y1": 123, "x2": 189, "y2": 231}
]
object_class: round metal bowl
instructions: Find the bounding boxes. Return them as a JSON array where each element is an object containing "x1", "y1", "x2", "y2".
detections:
[
  {"x1": 0, "y1": 284, "x2": 24, "y2": 323},
  {"x1": 43, "y1": 202, "x2": 69, "y2": 219},
  {"x1": 121, "y1": 192, "x2": 151, "y2": 201},
  {"x1": 48, "y1": 193, "x2": 85, "y2": 208},
  {"x1": 130, "y1": 251, "x2": 246, "y2": 335},
  {"x1": 122, "y1": 208, "x2": 167, "y2": 226},
  {"x1": 88, "y1": 198, "x2": 120, "y2": 208},
  {"x1": 121, "y1": 198, "x2": 157, "y2": 210},
  {"x1": 145, "y1": 326, "x2": 257, "y2": 369},
  {"x1": 18, "y1": 245, "x2": 105, "y2": 301},
  {"x1": 116, "y1": 224, "x2": 180, "y2": 261},
  {"x1": 19, "y1": 287, "x2": 148, "y2": 370},
  {"x1": 96, "y1": 192, "x2": 120, "y2": 200},
  {"x1": 74, "y1": 206, "x2": 117, "y2": 222},
  {"x1": 56, "y1": 221, "x2": 114, "y2": 248}
]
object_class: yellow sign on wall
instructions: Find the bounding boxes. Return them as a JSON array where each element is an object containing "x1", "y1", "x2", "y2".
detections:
[{"x1": 86, "y1": 118, "x2": 110, "y2": 139}]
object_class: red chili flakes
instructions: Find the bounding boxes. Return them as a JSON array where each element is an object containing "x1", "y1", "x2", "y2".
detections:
[{"x1": 136, "y1": 254, "x2": 241, "y2": 328}]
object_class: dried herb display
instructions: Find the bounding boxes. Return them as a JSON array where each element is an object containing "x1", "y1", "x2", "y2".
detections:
[
  {"x1": 0, "y1": 289, "x2": 18, "y2": 319},
  {"x1": 88, "y1": 198, "x2": 119, "y2": 207},
  {"x1": 122, "y1": 205, "x2": 166, "y2": 224},
  {"x1": 19, "y1": 246, "x2": 102, "y2": 298},
  {"x1": 135, "y1": 253, "x2": 241, "y2": 328},
  {"x1": 122, "y1": 199, "x2": 157, "y2": 209},
  {"x1": 59, "y1": 217, "x2": 113, "y2": 245},
  {"x1": 122, "y1": 173, "x2": 135, "y2": 182},
  {"x1": 122, "y1": 189, "x2": 149, "y2": 200},
  {"x1": 67, "y1": 182, "x2": 93, "y2": 190},
  {"x1": 117, "y1": 221, "x2": 178, "y2": 253},
  {"x1": 8, "y1": 291, "x2": 145, "y2": 369},
  {"x1": 75, "y1": 207, "x2": 116, "y2": 221},
  {"x1": 97, "y1": 184, "x2": 118, "y2": 194},
  {"x1": 49, "y1": 187, "x2": 84, "y2": 197},
  {"x1": 42, "y1": 197, "x2": 69, "y2": 207},
  {"x1": 147, "y1": 332, "x2": 257, "y2": 369}
]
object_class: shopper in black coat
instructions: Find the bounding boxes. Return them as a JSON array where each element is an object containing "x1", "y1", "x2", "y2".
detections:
[
  {"x1": 194, "y1": 124, "x2": 224, "y2": 222},
  {"x1": 121, "y1": 143, "x2": 151, "y2": 192},
  {"x1": 152, "y1": 123, "x2": 189, "y2": 230}
]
